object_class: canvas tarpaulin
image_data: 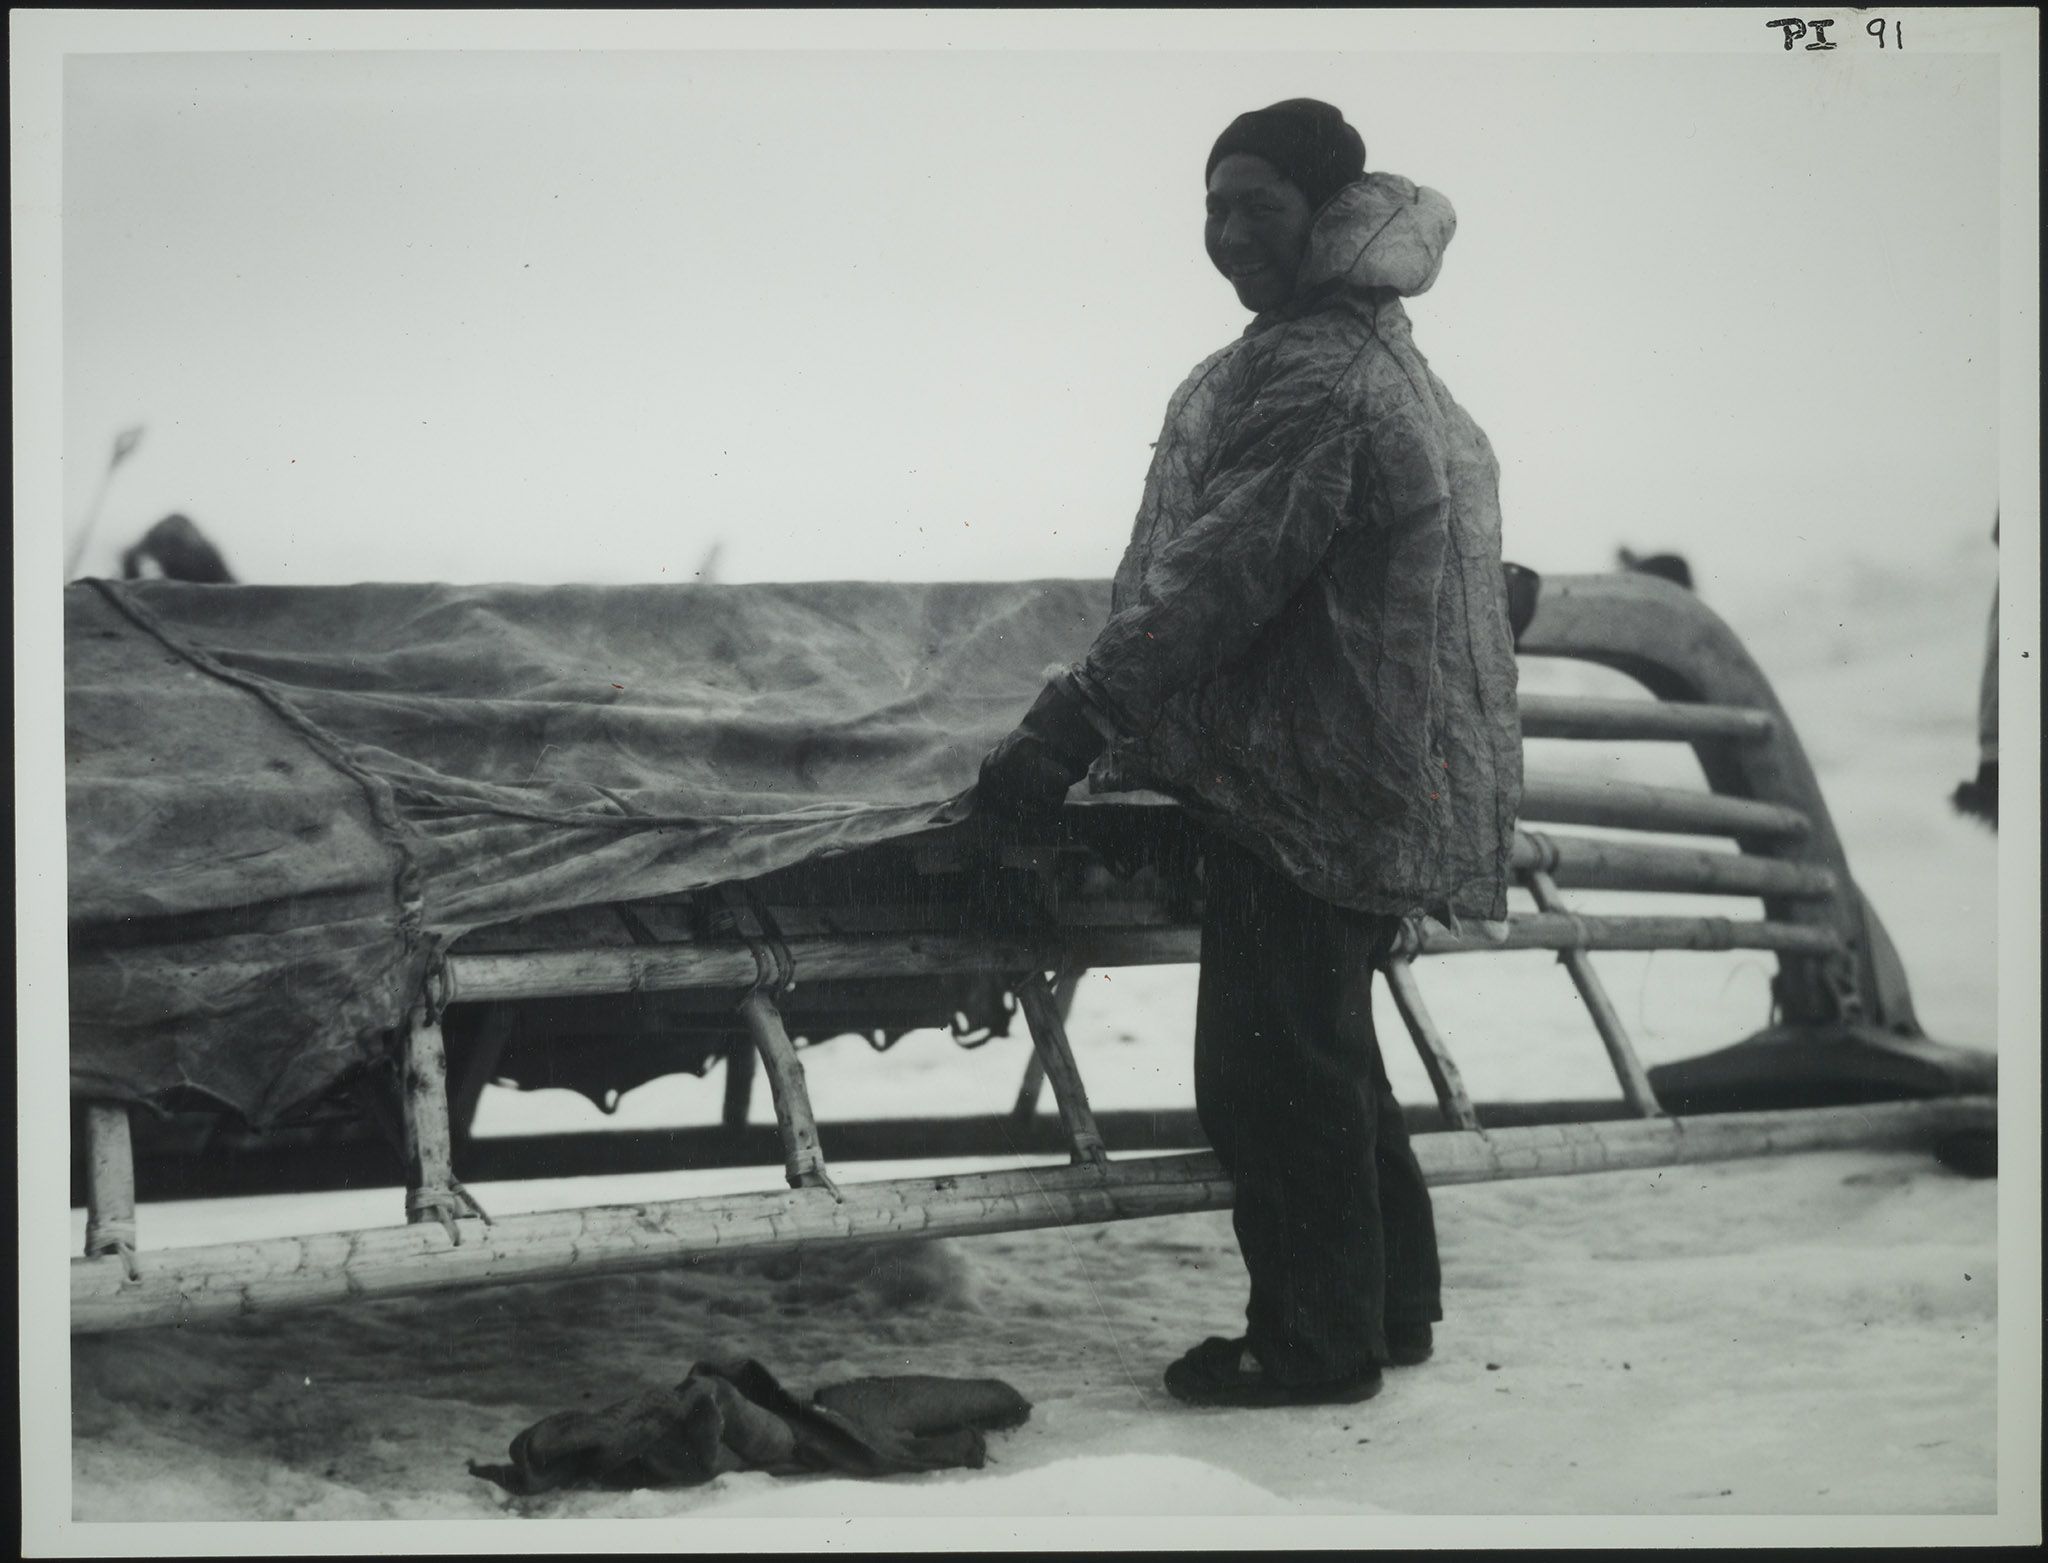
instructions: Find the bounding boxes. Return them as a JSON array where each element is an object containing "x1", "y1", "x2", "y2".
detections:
[{"x1": 67, "y1": 577, "x2": 1111, "y2": 1125}]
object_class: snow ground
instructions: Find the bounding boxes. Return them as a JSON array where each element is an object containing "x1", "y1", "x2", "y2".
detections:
[
  {"x1": 66, "y1": 541, "x2": 2011, "y2": 1522},
  {"x1": 69, "y1": 1152, "x2": 1996, "y2": 1520}
]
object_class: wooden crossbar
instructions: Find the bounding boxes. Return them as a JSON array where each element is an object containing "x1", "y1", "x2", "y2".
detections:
[
  {"x1": 1383, "y1": 959, "x2": 1482, "y2": 1131},
  {"x1": 1511, "y1": 831, "x2": 1835, "y2": 899},
  {"x1": 1518, "y1": 695, "x2": 1774, "y2": 743},
  {"x1": 1520, "y1": 774, "x2": 1810, "y2": 839},
  {"x1": 80, "y1": 1100, "x2": 1685, "y2": 1200},
  {"x1": 439, "y1": 915, "x2": 1842, "y2": 1004},
  {"x1": 1010, "y1": 971, "x2": 1079, "y2": 1128},
  {"x1": 737, "y1": 991, "x2": 838, "y2": 1195},
  {"x1": 1524, "y1": 871, "x2": 1663, "y2": 1117},
  {"x1": 69, "y1": 1096, "x2": 1994, "y2": 1335},
  {"x1": 83, "y1": 1104, "x2": 138, "y2": 1278},
  {"x1": 399, "y1": 1008, "x2": 484, "y2": 1241},
  {"x1": 1397, "y1": 914, "x2": 1842, "y2": 958},
  {"x1": 1012, "y1": 970, "x2": 1109, "y2": 1167},
  {"x1": 758, "y1": 836, "x2": 1832, "y2": 926}
]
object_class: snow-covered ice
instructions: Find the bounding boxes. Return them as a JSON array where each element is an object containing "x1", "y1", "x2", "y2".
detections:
[{"x1": 68, "y1": 1152, "x2": 1996, "y2": 1520}]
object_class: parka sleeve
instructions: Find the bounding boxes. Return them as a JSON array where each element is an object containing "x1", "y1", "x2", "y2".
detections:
[{"x1": 1072, "y1": 353, "x2": 1449, "y2": 735}]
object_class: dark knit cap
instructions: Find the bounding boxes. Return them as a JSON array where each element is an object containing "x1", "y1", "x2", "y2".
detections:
[{"x1": 1205, "y1": 98, "x2": 1366, "y2": 210}]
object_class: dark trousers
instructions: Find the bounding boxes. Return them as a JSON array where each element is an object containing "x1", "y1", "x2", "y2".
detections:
[{"x1": 1194, "y1": 835, "x2": 1442, "y2": 1386}]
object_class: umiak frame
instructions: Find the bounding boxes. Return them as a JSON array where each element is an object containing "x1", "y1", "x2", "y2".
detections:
[{"x1": 72, "y1": 574, "x2": 1997, "y2": 1334}]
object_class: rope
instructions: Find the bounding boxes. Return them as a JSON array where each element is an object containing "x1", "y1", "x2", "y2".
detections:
[
  {"x1": 420, "y1": 966, "x2": 452, "y2": 1026},
  {"x1": 1523, "y1": 866, "x2": 1595, "y2": 964},
  {"x1": 408, "y1": 1180, "x2": 492, "y2": 1245},
  {"x1": 85, "y1": 1217, "x2": 136, "y2": 1248},
  {"x1": 85, "y1": 1220, "x2": 141, "y2": 1281},
  {"x1": 1551, "y1": 909, "x2": 1595, "y2": 965},
  {"x1": 86, "y1": 578, "x2": 428, "y2": 946},
  {"x1": 722, "y1": 884, "x2": 794, "y2": 1001}
]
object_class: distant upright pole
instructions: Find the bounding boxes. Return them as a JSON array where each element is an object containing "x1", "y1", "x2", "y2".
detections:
[{"x1": 63, "y1": 426, "x2": 145, "y2": 581}]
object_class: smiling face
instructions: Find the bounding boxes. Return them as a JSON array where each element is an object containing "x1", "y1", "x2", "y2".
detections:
[{"x1": 1205, "y1": 153, "x2": 1317, "y2": 312}]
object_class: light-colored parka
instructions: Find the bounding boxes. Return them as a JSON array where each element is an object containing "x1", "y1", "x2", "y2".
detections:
[{"x1": 1067, "y1": 171, "x2": 1522, "y2": 922}]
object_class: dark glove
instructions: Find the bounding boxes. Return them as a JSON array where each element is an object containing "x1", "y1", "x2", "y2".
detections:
[{"x1": 974, "y1": 681, "x2": 1110, "y2": 825}]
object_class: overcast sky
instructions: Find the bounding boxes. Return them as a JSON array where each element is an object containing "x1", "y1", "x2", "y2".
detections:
[{"x1": 60, "y1": 44, "x2": 2002, "y2": 594}]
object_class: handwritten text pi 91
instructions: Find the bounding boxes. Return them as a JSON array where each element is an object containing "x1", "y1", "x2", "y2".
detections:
[{"x1": 1766, "y1": 17, "x2": 1905, "y2": 50}]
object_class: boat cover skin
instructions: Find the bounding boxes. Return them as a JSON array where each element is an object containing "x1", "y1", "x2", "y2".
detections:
[
  {"x1": 69, "y1": 543, "x2": 1514, "y2": 1124},
  {"x1": 66, "y1": 576, "x2": 1105, "y2": 1124}
]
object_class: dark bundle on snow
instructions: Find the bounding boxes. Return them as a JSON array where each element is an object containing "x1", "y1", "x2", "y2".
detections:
[{"x1": 470, "y1": 1359, "x2": 1030, "y2": 1495}]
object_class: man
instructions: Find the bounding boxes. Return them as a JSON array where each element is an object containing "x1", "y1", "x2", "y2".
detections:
[{"x1": 977, "y1": 99, "x2": 1522, "y2": 1408}]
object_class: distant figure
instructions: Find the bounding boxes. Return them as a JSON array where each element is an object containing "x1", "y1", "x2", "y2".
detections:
[
  {"x1": 120, "y1": 514, "x2": 235, "y2": 584},
  {"x1": 1951, "y1": 514, "x2": 1998, "y2": 831},
  {"x1": 1616, "y1": 546, "x2": 1693, "y2": 591}
]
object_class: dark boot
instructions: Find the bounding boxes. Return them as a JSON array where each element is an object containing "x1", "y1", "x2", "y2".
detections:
[
  {"x1": 1386, "y1": 1322, "x2": 1433, "y2": 1367},
  {"x1": 1164, "y1": 1336, "x2": 1383, "y2": 1409}
]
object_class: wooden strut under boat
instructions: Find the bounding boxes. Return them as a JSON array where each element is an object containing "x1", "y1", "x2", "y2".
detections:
[
  {"x1": 74, "y1": 1099, "x2": 1993, "y2": 1335},
  {"x1": 69, "y1": 573, "x2": 1998, "y2": 1334}
]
